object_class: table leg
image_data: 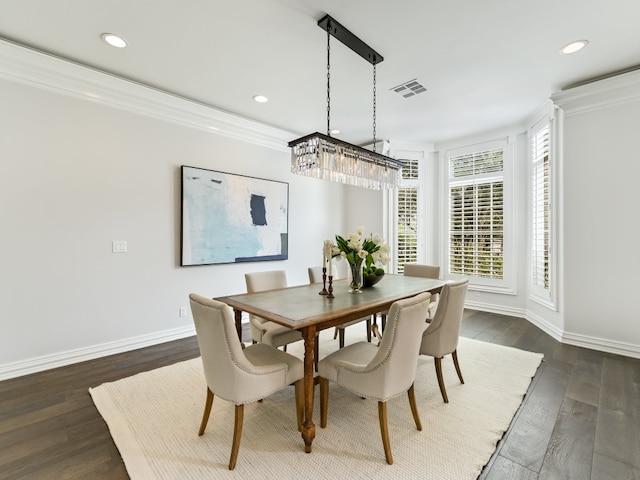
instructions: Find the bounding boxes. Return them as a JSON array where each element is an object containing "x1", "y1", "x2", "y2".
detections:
[
  {"x1": 233, "y1": 308, "x2": 243, "y2": 341},
  {"x1": 301, "y1": 325, "x2": 316, "y2": 453}
]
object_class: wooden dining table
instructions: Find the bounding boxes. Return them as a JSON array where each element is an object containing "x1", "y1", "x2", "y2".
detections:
[{"x1": 214, "y1": 273, "x2": 445, "y2": 453}]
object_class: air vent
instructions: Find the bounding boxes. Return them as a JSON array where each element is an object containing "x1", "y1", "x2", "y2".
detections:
[{"x1": 391, "y1": 79, "x2": 427, "y2": 98}]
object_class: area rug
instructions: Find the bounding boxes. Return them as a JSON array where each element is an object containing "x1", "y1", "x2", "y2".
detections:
[{"x1": 89, "y1": 330, "x2": 543, "y2": 479}]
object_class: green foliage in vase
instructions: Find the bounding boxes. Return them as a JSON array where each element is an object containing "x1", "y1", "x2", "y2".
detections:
[{"x1": 332, "y1": 226, "x2": 390, "y2": 275}]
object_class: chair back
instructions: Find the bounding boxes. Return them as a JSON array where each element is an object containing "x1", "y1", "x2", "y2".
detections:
[
  {"x1": 245, "y1": 270, "x2": 287, "y2": 326},
  {"x1": 403, "y1": 263, "x2": 440, "y2": 279},
  {"x1": 420, "y1": 279, "x2": 468, "y2": 357},
  {"x1": 189, "y1": 294, "x2": 262, "y2": 402},
  {"x1": 308, "y1": 265, "x2": 343, "y2": 283},
  {"x1": 344, "y1": 292, "x2": 431, "y2": 400},
  {"x1": 245, "y1": 270, "x2": 287, "y2": 292}
]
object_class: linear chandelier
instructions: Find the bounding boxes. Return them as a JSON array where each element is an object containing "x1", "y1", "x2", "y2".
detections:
[{"x1": 289, "y1": 14, "x2": 403, "y2": 190}]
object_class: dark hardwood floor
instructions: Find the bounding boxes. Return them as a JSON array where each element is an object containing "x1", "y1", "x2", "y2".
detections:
[{"x1": 1, "y1": 310, "x2": 639, "y2": 479}]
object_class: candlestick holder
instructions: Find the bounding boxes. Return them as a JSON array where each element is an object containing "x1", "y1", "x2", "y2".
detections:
[
  {"x1": 319, "y1": 267, "x2": 328, "y2": 295},
  {"x1": 327, "y1": 275, "x2": 334, "y2": 299}
]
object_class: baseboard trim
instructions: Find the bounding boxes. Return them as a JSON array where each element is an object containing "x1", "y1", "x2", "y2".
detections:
[
  {"x1": 562, "y1": 331, "x2": 640, "y2": 360},
  {"x1": 467, "y1": 302, "x2": 639, "y2": 358},
  {"x1": 0, "y1": 325, "x2": 196, "y2": 381},
  {"x1": 464, "y1": 300, "x2": 527, "y2": 319},
  {"x1": 525, "y1": 311, "x2": 564, "y2": 342}
]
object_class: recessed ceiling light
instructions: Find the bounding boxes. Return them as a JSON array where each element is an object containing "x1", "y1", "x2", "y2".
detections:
[
  {"x1": 330, "y1": 129, "x2": 341, "y2": 135},
  {"x1": 101, "y1": 33, "x2": 127, "y2": 48},
  {"x1": 253, "y1": 95, "x2": 268, "y2": 103},
  {"x1": 560, "y1": 40, "x2": 588, "y2": 55}
]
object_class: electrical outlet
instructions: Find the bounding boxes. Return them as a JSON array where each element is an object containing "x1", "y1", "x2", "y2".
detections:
[
  {"x1": 112, "y1": 240, "x2": 127, "y2": 253},
  {"x1": 179, "y1": 306, "x2": 188, "y2": 317}
]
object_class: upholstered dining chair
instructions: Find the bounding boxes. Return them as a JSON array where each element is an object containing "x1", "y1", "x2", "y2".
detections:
[
  {"x1": 245, "y1": 270, "x2": 302, "y2": 349},
  {"x1": 308, "y1": 265, "x2": 372, "y2": 347},
  {"x1": 375, "y1": 264, "x2": 441, "y2": 337},
  {"x1": 419, "y1": 278, "x2": 468, "y2": 403},
  {"x1": 317, "y1": 292, "x2": 432, "y2": 465},
  {"x1": 403, "y1": 264, "x2": 441, "y2": 320},
  {"x1": 247, "y1": 270, "x2": 321, "y2": 369},
  {"x1": 188, "y1": 293, "x2": 304, "y2": 470}
]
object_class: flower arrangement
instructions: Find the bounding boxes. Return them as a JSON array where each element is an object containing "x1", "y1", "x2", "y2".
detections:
[{"x1": 334, "y1": 226, "x2": 390, "y2": 276}]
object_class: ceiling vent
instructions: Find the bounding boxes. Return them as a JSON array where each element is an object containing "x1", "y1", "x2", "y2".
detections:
[{"x1": 391, "y1": 79, "x2": 427, "y2": 98}]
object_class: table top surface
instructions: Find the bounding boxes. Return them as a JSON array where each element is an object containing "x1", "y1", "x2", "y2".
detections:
[{"x1": 215, "y1": 274, "x2": 445, "y2": 331}]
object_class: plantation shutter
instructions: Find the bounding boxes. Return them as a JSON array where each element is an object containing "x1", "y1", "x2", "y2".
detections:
[
  {"x1": 449, "y1": 148, "x2": 504, "y2": 279},
  {"x1": 397, "y1": 158, "x2": 419, "y2": 273},
  {"x1": 531, "y1": 122, "x2": 550, "y2": 290}
]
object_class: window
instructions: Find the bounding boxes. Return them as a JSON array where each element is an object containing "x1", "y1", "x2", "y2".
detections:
[
  {"x1": 447, "y1": 140, "x2": 510, "y2": 289},
  {"x1": 396, "y1": 157, "x2": 420, "y2": 274},
  {"x1": 530, "y1": 117, "x2": 552, "y2": 302}
]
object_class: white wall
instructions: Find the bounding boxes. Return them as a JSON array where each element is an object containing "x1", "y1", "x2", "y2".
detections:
[
  {"x1": 553, "y1": 73, "x2": 640, "y2": 355},
  {"x1": 0, "y1": 62, "x2": 349, "y2": 378},
  {"x1": 3, "y1": 43, "x2": 639, "y2": 381}
]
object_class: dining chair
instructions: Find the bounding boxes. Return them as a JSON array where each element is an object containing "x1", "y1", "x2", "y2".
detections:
[
  {"x1": 374, "y1": 264, "x2": 441, "y2": 337},
  {"x1": 317, "y1": 292, "x2": 432, "y2": 465},
  {"x1": 403, "y1": 264, "x2": 441, "y2": 320},
  {"x1": 419, "y1": 278, "x2": 468, "y2": 403},
  {"x1": 247, "y1": 270, "x2": 320, "y2": 369},
  {"x1": 188, "y1": 293, "x2": 304, "y2": 470},
  {"x1": 245, "y1": 270, "x2": 303, "y2": 349},
  {"x1": 308, "y1": 265, "x2": 372, "y2": 347}
]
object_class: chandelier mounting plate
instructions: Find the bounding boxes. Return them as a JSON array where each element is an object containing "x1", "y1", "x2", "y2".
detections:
[{"x1": 317, "y1": 14, "x2": 383, "y2": 65}]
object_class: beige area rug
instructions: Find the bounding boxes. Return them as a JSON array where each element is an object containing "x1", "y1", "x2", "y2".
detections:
[{"x1": 89, "y1": 329, "x2": 543, "y2": 479}]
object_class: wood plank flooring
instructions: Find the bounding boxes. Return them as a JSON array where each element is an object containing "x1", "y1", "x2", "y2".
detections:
[{"x1": 1, "y1": 310, "x2": 639, "y2": 479}]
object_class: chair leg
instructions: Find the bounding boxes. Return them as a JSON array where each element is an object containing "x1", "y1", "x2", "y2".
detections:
[
  {"x1": 314, "y1": 338, "x2": 319, "y2": 372},
  {"x1": 229, "y1": 404, "x2": 244, "y2": 470},
  {"x1": 367, "y1": 315, "x2": 373, "y2": 342},
  {"x1": 434, "y1": 357, "x2": 449, "y2": 403},
  {"x1": 333, "y1": 327, "x2": 338, "y2": 339},
  {"x1": 452, "y1": 350, "x2": 465, "y2": 384},
  {"x1": 381, "y1": 313, "x2": 386, "y2": 332},
  {"x1": 371, "y1": 323, "x2": 381, "y2": 344},
  {"x1": 294, "y1": 379, "x2": 304, "y2": 432},
  {"x1": 198, "y1": 387, "x2": 214, "y2": 436},
  {"x1": 407, "y1": 384, "x2": 422, "y2": 431},
  {"x1": 319, "y1": 377, "x2": 329, "y2": 428},
  {"x1": 339, "y1": 328, "x2": 345, "y2": 349},
  {"x1": 378, "y1": 401, "x2": 393, "y2": 465}
]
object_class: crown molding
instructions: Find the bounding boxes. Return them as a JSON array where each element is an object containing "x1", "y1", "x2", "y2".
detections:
[
  {"x1": 551, "y1": 68, "x2": 640, "y2": 117},
  {"x1": 0, "y1": 38, "x2": 294, "y2": 152}
]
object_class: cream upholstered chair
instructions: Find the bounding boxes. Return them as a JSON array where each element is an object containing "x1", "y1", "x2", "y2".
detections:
[
  {"x1": 189, "y1": 293, "x2": 304, "y2": 470},
  {"x1": 419, "y1": 278, "x2": 468, "y2": 403},
  {"x1": 318, "y1": 292, "x2": 432, "y2": 465},
  {"x1": 245, "y1": 270, "x2": 302, "y2": 348},
  {"x1": 308, "y1": 266, "x2": 372, "y2": 347},
  {"x1": 375, "y1": 264, "x2": 441, "y2": 336},
  {"x1": 403, "y1": 264, "x2": 441, "y2": 320}
]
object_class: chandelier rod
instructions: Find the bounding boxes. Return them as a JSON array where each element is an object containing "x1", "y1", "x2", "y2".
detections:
[{"x1": 326, "y1": 22, "x2": 331, "y2": 137}]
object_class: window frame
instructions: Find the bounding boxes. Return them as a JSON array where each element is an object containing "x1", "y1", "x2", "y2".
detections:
[
  {"x1": 443, "y1": 138, "x2": 515, "y2": 293},
  {"x1": 528, "y1": 110, "x2": 558, "y2": 310},
  {"x1": 390, "y1": 150, "x2": 425, "y2": 274}
]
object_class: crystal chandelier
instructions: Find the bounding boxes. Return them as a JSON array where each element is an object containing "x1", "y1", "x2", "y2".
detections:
[{"x1": 289, "y1": 15, "x2": 403, "y2": 190}]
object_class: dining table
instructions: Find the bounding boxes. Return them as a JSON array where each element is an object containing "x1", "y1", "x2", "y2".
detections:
[{"x1": 214, "y1": 273, "x2": 446, "y2": 453}]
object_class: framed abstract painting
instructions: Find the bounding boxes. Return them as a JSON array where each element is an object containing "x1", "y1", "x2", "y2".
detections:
[{"x1": 181, "y1": 165, "x2": 289, "y2": 266}]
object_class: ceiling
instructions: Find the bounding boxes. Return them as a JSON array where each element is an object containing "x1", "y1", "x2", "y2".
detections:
[{"x1": 1, "y1": 0, "x2": 639, "y2": 146}]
